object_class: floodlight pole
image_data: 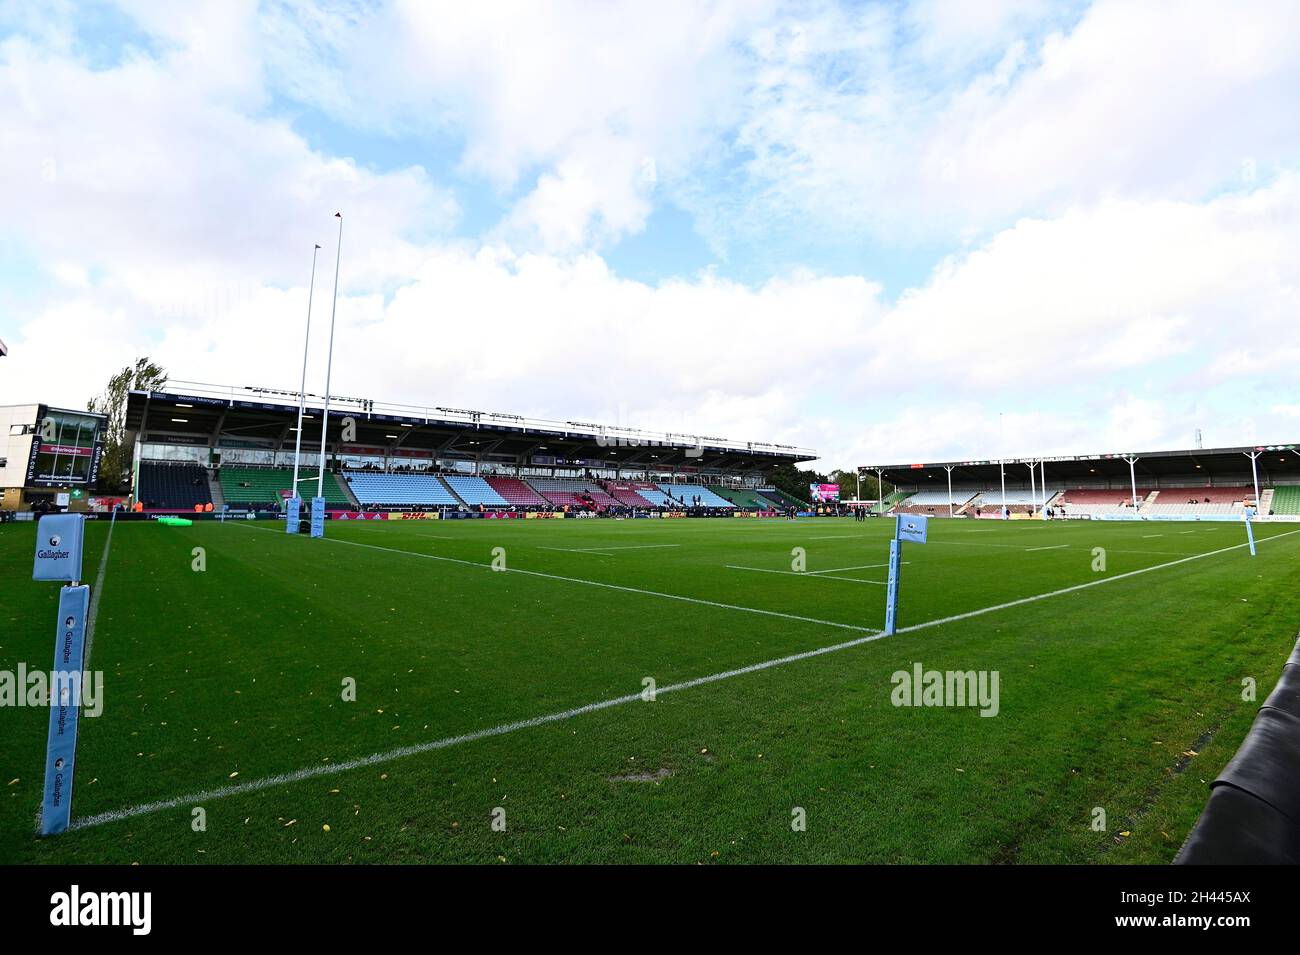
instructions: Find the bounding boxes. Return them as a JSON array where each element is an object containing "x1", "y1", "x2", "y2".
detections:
[
  {"x1": 291, "y1": 244, "x2": 321, "y2": 495},
  {"x1": 1243, "y1": 450, "x2": 1261, "y2": 506},
  {"x1": 1122, "y1": 454, "x2": 1139, "y2": 510},
  {"x1": 875, "y1": 468, "x2": 885, "y2": 514},
  {"x1": 944, "y1": 464, "x2": 955, "y2": 517},
  {"x1": 317, "y1": 213, "x2": 343, "y2": 499}
]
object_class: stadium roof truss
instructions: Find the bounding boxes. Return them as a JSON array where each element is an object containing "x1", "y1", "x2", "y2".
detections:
[
  {"x1": 861, "y1": 444, "x2": 1300, "y2": 493},
  {"x1": 126, "y1": 381, "x2": 817, "y2": 472}
]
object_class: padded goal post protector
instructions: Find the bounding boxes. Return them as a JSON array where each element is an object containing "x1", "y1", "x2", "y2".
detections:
[
  {"x1": 39, "y1": 584, "x2": 90, "y2": 836},
  {"x1": 33, "y1": 514, "x2": 85, "y2": 582},
  {"x1": 285, "y1": 495, "x2": 302, "y2": 534},
  {"x1": 1175, "y1": 635, "x2": 1300, "y2": 864}
]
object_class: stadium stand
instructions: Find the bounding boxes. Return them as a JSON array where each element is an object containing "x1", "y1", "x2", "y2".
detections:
[
  {"x1": 137, "y1": 462, "x2": 213, "y2": 510},
  {"x1": 1140, "y1": 486, "x2": 1254, "y2": 517},
  {"x1": 442, "y1": 474, "x2": 508, "y2": 507},
  {"x1": 1270, "y1": 485, "x2": 1300, "y2": 516},
  {"x1": 708, "y1": 485, "x2": 774, "y2": 509},
  {"x1": 655, "y1": 483, "x2": 734, "y2": 508},
  {"x1": 529, "y1": 477, "x2": 620, "y2": 510},
  {"x1": 1055, "y1": 488, "x2": 1148, "y2": 516},
  {"x1": 894, "y1": 490, "x2": 977, "y2": 514},
  {"x1": 604, "y1": 481, "x2": 673, "y2": 508},
  {"x1": 344, "y1": 471, "x2": 459, "y2": 507},
  {"x1": 757, "y1": 487, "x2": 807, "y2": 510},
  {"x1": 484, "y1": 476, "x2": 551, "y2": 507},
  {"x1": 220, "y1": 466, "x2": 351, "y2": 508}
]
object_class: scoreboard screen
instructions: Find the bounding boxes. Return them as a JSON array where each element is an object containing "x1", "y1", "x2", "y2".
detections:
[{"x1": 25, "y1": 406, "x2": 105, "y2": 487}]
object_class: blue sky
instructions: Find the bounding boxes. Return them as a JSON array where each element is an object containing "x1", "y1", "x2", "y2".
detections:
[{"x1": 2, "y1": 0, "x2": 1299, "y2": 468}]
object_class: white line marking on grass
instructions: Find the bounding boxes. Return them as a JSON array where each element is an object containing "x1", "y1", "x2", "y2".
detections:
[
  {"x1": 1025, "y1": 544, "x2": 1069, "y2": 552},
  {"x1": 73, "y1": 524, "x2": 1300, "y2": 832},
  {"x1": 241, "y1": 523, "x2": 882, "y2": 635},
  {"x1": 895, "y1": 527, "x2": 1300, "y2": 636},
  {"x1": 68, "y1": 625, "x2": 894, "y2": 833},
  {"x1": 569, "y1": 544, "x2": 682, "y2": 553},
  {"x1": 726, "y1": 565, "x2": 887, "y2": 584},
  {"x1": 808, "y1": 534, "x2": 867, "y2": 540},
  {"x1": 809, "y1": 562, "x2": 895, "y2": 574},
  {"x1": 540, "y1": 547, "x2": 615, "y2": 556},
  {"x1": 1142, "y1": 534, "x2": 1164, "y2": 538},
  {"x1": 83, "y1": 509, "x2": 117, "y2": 668}
]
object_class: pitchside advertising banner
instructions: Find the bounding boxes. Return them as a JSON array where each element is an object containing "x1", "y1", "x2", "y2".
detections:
[
  {"x1": 24, "y1": 406, "x2": 105, "y2": 488},
  {"x1": 809, "y1": 483, "x2": 840, "y2": 502}
]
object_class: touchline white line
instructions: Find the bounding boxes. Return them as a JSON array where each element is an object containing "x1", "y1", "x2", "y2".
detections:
[
  {"x1": 725, "y1": 565, "x2": 887, "y2": 584},
  {"x1": 65, "y1": 523, "x2": 1300, "y2": 832},
  {"x1": 83, "y1": 509, "x2": 117, "y2": 669},
  {"x1": 1025, "y1": 544, "x2": 1069, "y2": 552}
]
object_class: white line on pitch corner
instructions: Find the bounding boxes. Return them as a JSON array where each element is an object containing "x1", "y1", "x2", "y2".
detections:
[
  {"x1": 238, "y1": 523, "x2": 882, "y2": 635},
  {"x1": 1025, "y1": 544, "x2": 1069, "y2": 552},
  {"x1": 68, "y1": 625, "x2": 893, "y2": 833},
  {"x1": 83, "y1": 509, "x2": 117, "y2": 669},
  {"x1": 73, "y1": 524, "x2": 1300, "y2": 832},
  {"x1": 725, "y1": 565, "x2": 888, "y2": 584}
]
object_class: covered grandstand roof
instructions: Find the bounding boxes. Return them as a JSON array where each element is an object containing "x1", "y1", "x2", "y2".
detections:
[
  {"x1": 861, "y1": 443, "x2": 1300, "y2": 490},
  {"x1": 125, "y1": 380, "x2": 816, "y2": 472}
]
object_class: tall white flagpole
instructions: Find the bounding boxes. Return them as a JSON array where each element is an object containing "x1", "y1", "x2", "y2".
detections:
[
  {"x1": 292, "y1": 244, "x2": 320, "y2": 495},
  {"x1": 317, "y1": 214, "x2": 343, "y2": 499}
]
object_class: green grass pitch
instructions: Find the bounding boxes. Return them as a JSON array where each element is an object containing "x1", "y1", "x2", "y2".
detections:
[{"x1": 2, "y1": 515, "x2": 1299, "y2": 864}]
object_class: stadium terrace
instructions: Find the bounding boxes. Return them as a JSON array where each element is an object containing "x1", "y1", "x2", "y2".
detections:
[{"x1": 108, "y1": 380, "x2": 816, "y2": 517}]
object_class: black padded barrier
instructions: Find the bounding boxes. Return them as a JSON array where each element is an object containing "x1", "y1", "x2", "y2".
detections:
[{"x1": 1175, "y1": 634, "x2": 1300, "y2": 864}]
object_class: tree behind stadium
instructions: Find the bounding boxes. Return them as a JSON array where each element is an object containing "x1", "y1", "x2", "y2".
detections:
[{"x1": 88, "y1": 358, "x2": 168, "y2": 491}]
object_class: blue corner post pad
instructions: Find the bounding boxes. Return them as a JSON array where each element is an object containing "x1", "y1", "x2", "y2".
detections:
[
  {"x1": 1244, "y1": 507, "x2": 1257, "y2": 556},
  {"x1": 39, "y1": 584, "x2": 90, "y2": 836},
  {"x1": 285, "y1": 496, "x2": 302, "y2": 534},
  {"x1": 309, "y1": 496, "x2": 326, "y2": 538},
  {"x1": 884, "y1": 538, "x2": 903, "y2": 635},
  {"x1": 33, "y1": 514, "x2": 86, "y2": 582}
]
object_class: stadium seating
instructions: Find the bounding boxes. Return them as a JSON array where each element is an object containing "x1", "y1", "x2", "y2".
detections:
[
  {"x1": 1270, "y1": 485, "x2": 1300, "y2": 516},
  {"x1": 442, "y1": 474, "x2": 508, "y2": 507},
  {"x1": 708, "y1": 486, "x2": 775, "y2": 509},
  {"x1": 220, "y1": 466, "x2": 351, "y2": 508},
  {"x1": 137, "y1": 462, "x2": 212, "y2": 510},
  {"x1": 755, "y1": 488, "x2": 805, "y2": 510},
  {"x1": 344, "y1": 471, "x2": 459, "y2": 507},
  {"x1": 655, "y1": 483, "x2": 734, "y2": 508},
  {"x1": 894, "y1": 490, "x2": 976, "y2": 514},
  {"x1": 1142, "y1": 486, "x2": 1254, "y2": 516},
  {"x1": 484, "y1": 476, "x2": 550, "y2": 507},
  {"x1": 605, "y1": 481, "x2": 672, "y2": 508},
  {"x1": 529, "y1": 478, "x2": 620, "y2": 510},
  {"x1": 1053, "y1": 488, "x2": 1147, "y2": 516}
]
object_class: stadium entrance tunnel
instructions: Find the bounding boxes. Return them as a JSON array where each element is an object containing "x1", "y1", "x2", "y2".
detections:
[{"x1": 1175, "y1": 633, "x2": 1300, "y2": 864}]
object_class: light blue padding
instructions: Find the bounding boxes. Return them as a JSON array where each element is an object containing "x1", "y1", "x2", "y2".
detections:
[
  {"x1": 40, "y1": 584, "x2": 89, "y2": 835},
  {"x1": 285, "y1": 496, "x2": 301, "y2": 534},
  {"x1": 443, "y1": 475, "x2": 508, "y2": 506},
  {"x1": 33, "y1": 514, "x2": 85, "y2": 582},
  {"x1": 654, "y1": 484, "x2": 734, "y2": 507},
  {"x1": 896, "y1": 513, "x2": 928, "y2": 544},
  {"x1": 344, "y1": 471, "x2": 458, "y2": 506},
  {"x1": 310, "y1": 497, "x2": 325, "y2": 538},
  {"x1": 884, "y1": 539, "x2": 902, "y2": 636}
]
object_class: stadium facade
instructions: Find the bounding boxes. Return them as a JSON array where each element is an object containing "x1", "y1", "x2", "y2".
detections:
[
  {"x1": 99, "y1": 380, "x2": 816, "y2": 516},
  {"x1": 0, "y1": 403, "x2": 107, "y2": 513}
]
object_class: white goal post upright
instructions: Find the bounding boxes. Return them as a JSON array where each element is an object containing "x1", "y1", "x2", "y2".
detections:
[
  {"x1": 287, "y1": 243, "x2": 321, "y2": 535},
  {"x1": 313, "y1": 213, "x2": 343, "y2": 538}
]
